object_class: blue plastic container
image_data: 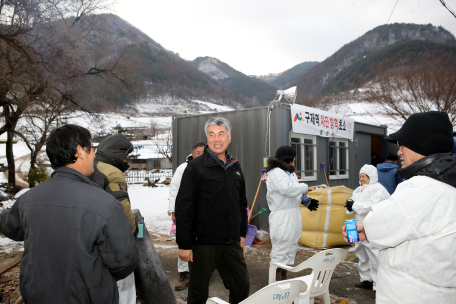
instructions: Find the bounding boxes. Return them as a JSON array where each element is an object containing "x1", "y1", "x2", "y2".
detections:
[{"x1": 345, "y1": 219, "x2": 360, "y2": 243}]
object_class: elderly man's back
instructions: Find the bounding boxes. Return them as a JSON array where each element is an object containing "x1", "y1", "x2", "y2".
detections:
[
  {"x1": 365, "y1": 155, "x2": 456, "y2": 303},
  {"x1": 0, "y1": 167, "x2": 140, "y2": 303}
]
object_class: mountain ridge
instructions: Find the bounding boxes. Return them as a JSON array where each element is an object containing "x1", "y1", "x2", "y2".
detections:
[
  {"x1": 84, "y1": 14, "x2": 252, "y2": 110},
  {"x1": 254, "y1": 61, "x2": 319, "y2": 89},
  {"x1": 191, "y1": 56, "x2": 278, "y2": 105},
  {"x1": 291, "y1": 23, "x2": 456, "y2": 102}
]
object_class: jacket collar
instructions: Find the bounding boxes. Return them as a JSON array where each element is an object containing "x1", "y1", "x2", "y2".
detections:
[
  {"x1": 204, "y1": 146, "x2": 238, "y2": 170},
  {"x1": 398, "y1": 153, "x2": 456, "y2": 188},
  {"x1": 185, "y1": 154, "x2": 194, "y2": 163},
  {"x1": 51, "y1": 167, "x2": 103, "y2": 189}
]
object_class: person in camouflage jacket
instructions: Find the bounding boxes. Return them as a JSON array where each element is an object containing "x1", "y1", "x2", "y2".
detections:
[
  {"x1": 89, "y1": 133, "x2": 137, "y2": 304},
  {"x1": 90, "y1": 133, "x2": 135, "y2": 231}
]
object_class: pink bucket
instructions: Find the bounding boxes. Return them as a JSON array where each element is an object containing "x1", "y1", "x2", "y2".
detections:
[{"x1": 169, "y1": 221, "x2": 176, "y2": 236}]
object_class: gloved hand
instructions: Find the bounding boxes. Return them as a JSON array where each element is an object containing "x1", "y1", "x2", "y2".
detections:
[
  {"x1": 307, "y1": 198, "x2": 319, "y2": 211},
  {"x1": 345, "y1": 199, "x2": 354, "y2": 212}
]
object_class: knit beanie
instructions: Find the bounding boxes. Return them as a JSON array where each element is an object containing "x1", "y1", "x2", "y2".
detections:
[{"x1": 385, "y1": 111, "x2": 454, "y2": 156}]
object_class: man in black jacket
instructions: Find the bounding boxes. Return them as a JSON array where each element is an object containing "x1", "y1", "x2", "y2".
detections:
[
  {"x1": 176, "y1": 117, "x2": 249, "y2": 304},
  {"x1": 0, "y1": 124, "x2": 140, "y2": 304}
]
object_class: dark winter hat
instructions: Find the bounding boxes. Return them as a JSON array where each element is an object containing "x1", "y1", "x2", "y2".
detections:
[{"x1": 385, "y1": 111, "x2": 454, "y2": 156}]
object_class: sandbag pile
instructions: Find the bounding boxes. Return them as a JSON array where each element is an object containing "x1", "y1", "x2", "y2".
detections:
[{"x1": 299, "y1": 185, "x2": 354, "y2": 248}]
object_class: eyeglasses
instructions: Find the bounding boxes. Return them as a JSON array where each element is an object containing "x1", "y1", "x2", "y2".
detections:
[
  {"x1": 83, "y1": 145, "x2": 97, "y2": 153},
  {"x1": 397, "y1": 142, "x2": 402, "y2": 148}
]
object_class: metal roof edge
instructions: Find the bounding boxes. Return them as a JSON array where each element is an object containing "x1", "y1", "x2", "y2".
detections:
[{"x1": 172, "y1": 105, "x2": 270, "y2": 120}]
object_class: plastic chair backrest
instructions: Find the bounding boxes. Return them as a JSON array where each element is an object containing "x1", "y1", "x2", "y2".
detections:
[
  {"x1": 240, "y1": 279, "x2": 308, "y2": 304},
  {"x1": 294, "y1": 249, "x2": 346, "y2": 297}
]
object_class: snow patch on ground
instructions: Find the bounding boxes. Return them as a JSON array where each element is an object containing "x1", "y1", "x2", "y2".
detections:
[
  {"x1": 153, "y1": 244, "x2": 177, "y2": 249},
  {"x1": 0, "y1": 140, "x2": 31, "y2": 163},
  {"x1": 0, "y1": 199, "x2": 15, "y2": 212},
  {"x1": 193, "y1": 100, "x2": 234, "y2": 113},
  {"x1": 0, "y1": 183, "x2": 171, "y2": 254},
  {"x1": 129, "y1": 184, "x2": 172, "y2": 237},
  {"x1": 0, "y1": 237, "x2": 24, "y2": 253},
  {"x1": 328, "y1": 101, "x2": 403, "y2": 133}
]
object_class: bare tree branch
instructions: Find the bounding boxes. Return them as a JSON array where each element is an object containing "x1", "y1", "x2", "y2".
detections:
[{"x1": 365, "y1": 52, "x2": 456, "y2": 127}]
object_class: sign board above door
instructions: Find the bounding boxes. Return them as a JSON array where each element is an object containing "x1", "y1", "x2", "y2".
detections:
[{"x1": 291, "y1": 104, "x2": 355, "y2": 141}]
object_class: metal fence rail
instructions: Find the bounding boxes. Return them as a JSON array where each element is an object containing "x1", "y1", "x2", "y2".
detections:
[{"x1": 125, "y1": 172, "x2": 172, "y2": 182}]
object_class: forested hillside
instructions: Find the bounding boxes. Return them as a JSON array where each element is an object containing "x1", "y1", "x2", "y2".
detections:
[
  {"x1": 66, "y1": 18, "x2": 456, "y2": 110},
  {"x1": 321, "y1": 40, "x2": 456, "y2": 94},
  {"x1": 255, "y1": 61, "x2": 318, "y2": 89},
  {"x1": 79, "y1": 14, "x2": 252, "y2": 111},
  {"x1": 291, "y1": 23, "x2": 456, "y2": 102}
]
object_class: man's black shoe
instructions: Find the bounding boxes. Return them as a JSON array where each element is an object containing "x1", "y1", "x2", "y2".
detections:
[
  {"x1": 372, "y1": 291, "x2": 376, "y2": 299},
  {"x1": 355, "y1": 281, "x2": 373, "y2": 289}
]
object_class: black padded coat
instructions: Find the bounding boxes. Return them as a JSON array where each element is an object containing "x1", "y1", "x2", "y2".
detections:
[
  {"x1": 0, "y1": 167, "x2": 140, "y2": 304},
  {"x1": 175, "y1": 148, "x2": 248, "y2": 250}
]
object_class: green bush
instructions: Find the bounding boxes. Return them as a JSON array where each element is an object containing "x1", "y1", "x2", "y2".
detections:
[{"x1": 26, "y1": 161, "x2": 50, "y2": 187}]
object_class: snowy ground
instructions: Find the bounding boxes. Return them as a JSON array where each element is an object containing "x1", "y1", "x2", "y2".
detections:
[
  {"x1": 128, "y1": 183, "x2": 172, "y2": 236},
  {"x1": 0, "y1": 98, "x2": 235, "y2": 253},
  {"x1": 0, "y1": 181, "x2": 173, "y2": 254},
  {"x1": 328, "y1": 101, "x2": 403, "y2": 133},
  {"x1": 0, "y1": 97, "x2": 404, "y2": 255}
]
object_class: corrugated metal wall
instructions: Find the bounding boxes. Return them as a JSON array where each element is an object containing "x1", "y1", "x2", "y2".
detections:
[
  {"x1": 172, "y1": 102, "x2": 390, "y2": 231},
  {"x1": 172, "y1": 107, "x2": 271, "y2": 230}
]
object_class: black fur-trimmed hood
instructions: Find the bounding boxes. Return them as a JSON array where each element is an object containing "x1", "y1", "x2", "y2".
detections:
[
  {"x1": 398, "y1": 153, "x2": 456, "y2": 188},
  {"x1": 95, "y1": 133, "x2": 133, "y2": 172},
  {"x1": 267, "y1": 158, "x2": 295, "y2": 173}
]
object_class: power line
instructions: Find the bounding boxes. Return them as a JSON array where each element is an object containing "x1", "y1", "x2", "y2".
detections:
[
  {"x1": 387, "y1": 0, "x2": 399, "y2": 24},
  {"x1": 444, "y1": 21, "x2": 456, "y2": 27},
  {"x1": 440, "y1": 0, "x2": 456, "y2": 19}
]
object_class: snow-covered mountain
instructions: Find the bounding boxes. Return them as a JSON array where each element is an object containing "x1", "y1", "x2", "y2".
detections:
[
  {"x1": 194, "y1": 58, "x2": 230, "y2": 81},
  {"x1": 191, "y1": 56, "x2": 277, "y2": 105}
]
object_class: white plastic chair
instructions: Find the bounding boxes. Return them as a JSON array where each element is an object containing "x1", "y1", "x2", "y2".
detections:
[
  {"x1": 268, "y1": 248, "x2": 346, "y2": 304},
  {"x1": 206, "y1": 275, "x2": 312, "y2": 304}
]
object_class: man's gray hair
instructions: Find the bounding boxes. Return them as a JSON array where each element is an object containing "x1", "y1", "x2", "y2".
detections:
[{"x1": 204, "y1": 117, "x2": 232, "y2": 135}]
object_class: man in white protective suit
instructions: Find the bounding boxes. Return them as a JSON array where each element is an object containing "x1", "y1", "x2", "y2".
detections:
[
  {"x1": 342, "y1": 111, "x2": 456, "y2": 304},
  {"x1": 168, "y1": 142, "x2": 205, "y2": 291},
  {"x1": 344, "y1": 164, "x2": 390, "y2": 299}
]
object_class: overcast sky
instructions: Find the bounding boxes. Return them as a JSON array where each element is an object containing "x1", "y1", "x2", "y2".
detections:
[{"x1": 114, "y1": 0, "x2": 456, "y2": 76}]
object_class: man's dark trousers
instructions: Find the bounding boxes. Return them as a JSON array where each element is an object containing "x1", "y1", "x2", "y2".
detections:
[{"x1": 187, "y1": 242, "x2": 250, "y2": 304}]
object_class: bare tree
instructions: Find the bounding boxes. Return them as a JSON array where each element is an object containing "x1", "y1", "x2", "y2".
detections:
[
  {"x1": 365, "y1": 52, "x2": 456, "y2": 127},
  {"x1": 153, "y1": 127, "x2": 172, "y2": 164},
  {"x1": 14, "y1": 95, "x2": 67, "y2": 187},
  {"x1": 0, "y1": 0, "x2": 136, "y2": 190}
]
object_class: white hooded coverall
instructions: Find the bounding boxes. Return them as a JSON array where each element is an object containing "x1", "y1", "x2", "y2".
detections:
[
  {"x1": 364, "y1": 175, "x2": 456, "y2": 303},
  {"x1": 346, "y1": 164, "x2": 390, "y2": 289},
  {"x1": 266, "y1": 168, "x2": 308, "y2": 265},
  {"x1": 169, "y1": 161, "x2": 189, "y2": 273}
]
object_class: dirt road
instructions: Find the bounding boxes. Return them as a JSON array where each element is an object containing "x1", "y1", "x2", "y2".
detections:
[
  {"x1": 0, "y1": 233, "x2": 376, "y2": 304},
  {"x1": 154, "y1": 238, "x2": 376, "y2": 304}
]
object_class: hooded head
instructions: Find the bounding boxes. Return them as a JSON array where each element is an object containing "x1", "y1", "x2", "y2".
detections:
[
  {"x1": 95, "y1": 133, "x2": 133, "y2": 172},
  {"x1": 359, "y1": 164, "x2": 378, "y2": 186}
]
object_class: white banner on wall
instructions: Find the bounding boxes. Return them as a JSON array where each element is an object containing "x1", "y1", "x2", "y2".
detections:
[{"x1": 291, "y1": 104, "x2": 355, "y2": 141}]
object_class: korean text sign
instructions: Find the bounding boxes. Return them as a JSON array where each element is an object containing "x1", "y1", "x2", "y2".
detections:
[{"x1": 291, "y1": 104, "x2": 355, "y2": 141}]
